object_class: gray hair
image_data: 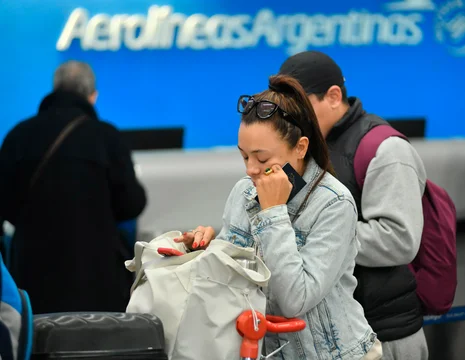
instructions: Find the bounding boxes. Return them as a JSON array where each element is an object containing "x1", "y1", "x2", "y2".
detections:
[{"x1": 53, "y1": 60, "x2": 96, "y2": 98}]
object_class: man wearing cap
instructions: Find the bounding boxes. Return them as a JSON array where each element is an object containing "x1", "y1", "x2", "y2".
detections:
[{"x1": 278, "y1": 51, "x2": 428, "y2": 360}]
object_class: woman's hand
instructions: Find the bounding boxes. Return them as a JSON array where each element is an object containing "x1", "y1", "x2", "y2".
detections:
[
  {"x1": 256, "y1": 164, "x2": 293, "y2": 210},
  {"x1": 173, "y1": 225, "x2": 216, "y2": 250}
]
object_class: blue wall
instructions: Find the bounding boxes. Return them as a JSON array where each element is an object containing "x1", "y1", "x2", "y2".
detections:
[{"x1": 1, "y1": 0, "x2": 464, "y2": 148}]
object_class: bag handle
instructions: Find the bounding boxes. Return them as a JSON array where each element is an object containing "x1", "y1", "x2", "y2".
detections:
[
  {"x1": 29, "y1": 114, "x2": 89, "y2": 191},
  {"x1": 130, "y1": 251, "x2": 202, "y2": 294},
  {"x1": 214, "y1": 250, "x2": 271, "y2": 287},
  {"x1": 207, "y1": 240, "x2": 271, "y2": 285}
]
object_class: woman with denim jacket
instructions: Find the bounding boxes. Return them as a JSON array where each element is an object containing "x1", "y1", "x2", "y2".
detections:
[{"x1": 175, "y1": 75, "x2": 382, "y2": 360}]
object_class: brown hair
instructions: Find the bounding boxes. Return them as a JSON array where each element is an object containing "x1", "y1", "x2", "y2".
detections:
[{"x1": 241, "y1": 74, "x2": 335, "y2": 180}]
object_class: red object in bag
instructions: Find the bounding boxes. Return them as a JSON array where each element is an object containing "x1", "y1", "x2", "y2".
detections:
[{"x1": 157, "y1": 247, "x2": 184, "y2": 257}]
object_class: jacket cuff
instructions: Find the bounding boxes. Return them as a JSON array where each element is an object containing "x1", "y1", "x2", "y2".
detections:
[{"x1": 250, "y1": 204, "x2": 290, "y2": 235}]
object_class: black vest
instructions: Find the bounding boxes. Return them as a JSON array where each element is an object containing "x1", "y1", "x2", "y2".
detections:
[{"x1": 327, "y1": 98, "x2": 423, "y2": 342}]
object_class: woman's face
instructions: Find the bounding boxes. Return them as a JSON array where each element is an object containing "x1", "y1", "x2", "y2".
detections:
[{"x1": 238, "y1": 122, "x2": 307, "y2": 184}]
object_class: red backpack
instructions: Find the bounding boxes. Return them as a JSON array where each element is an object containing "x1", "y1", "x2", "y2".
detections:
[{"x1": 354, "y1": 125, "x2": 457, "y2": 315}]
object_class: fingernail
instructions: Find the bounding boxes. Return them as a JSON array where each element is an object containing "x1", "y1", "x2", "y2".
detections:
[
  {"x1": 183, "y1": 232, "x2": 187, "y2": 236},
  {"x1": 200, "y1": 241, "x2": 205, "y2": 247},
  {"x1": 173, "y1": 238, "x2": 179, "y2": 242},
  {"x1": 192, "y1": 243, "x2": 198, "y2": 249}
]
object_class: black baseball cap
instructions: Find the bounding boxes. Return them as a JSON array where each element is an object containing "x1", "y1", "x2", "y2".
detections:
[{"x1": 278, "y1": 51, "x2": 345, "y2": 95}]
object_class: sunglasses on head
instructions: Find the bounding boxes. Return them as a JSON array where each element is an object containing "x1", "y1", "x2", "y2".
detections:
[{"x1": 237, "y1": 95, "x2": 303, "y2": 132}]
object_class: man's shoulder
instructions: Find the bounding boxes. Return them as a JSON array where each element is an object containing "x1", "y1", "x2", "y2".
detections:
[
  {"x1": 376, "y1": 136, "x2": 422, "y2": 164},
  {"x1": 96, "y1": 120, "x2": 127, "y2": 143},
  {"x1": 4, "y1": 116, "x2": 36, "y2": 140},
  {"x1": 97, "y1": 119, "x2": 121, "y2": 133},
  {"x1": 369, "y1": 137, "x2": 427, "y2": 186}
]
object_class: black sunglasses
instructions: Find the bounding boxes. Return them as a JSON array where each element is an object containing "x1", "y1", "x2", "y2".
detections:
[{"x1": 237, "y1": 95, "x2": 303, "y2": 132}]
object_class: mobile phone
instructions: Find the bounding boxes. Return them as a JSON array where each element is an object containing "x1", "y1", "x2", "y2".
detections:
[{"x1": 282, "y1": 162, "x2": 307, "y2": 202}]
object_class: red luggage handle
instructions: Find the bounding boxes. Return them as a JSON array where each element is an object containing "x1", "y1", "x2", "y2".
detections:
[
  {"x1": 236, "y1": 310, "x2": 306, "y2": 359},
  {"x1": 264, "y1": 315, "x2": 306, "y2": 333}
]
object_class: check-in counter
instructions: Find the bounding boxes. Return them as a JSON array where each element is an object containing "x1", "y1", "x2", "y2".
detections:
[{"x1": 133, "y1": 139, "x2": 465, "y2": 236}]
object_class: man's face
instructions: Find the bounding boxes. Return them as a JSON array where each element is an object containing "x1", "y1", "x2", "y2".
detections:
[{"x1": 307, "y1": 86, "x2": 347, "y2": 138}]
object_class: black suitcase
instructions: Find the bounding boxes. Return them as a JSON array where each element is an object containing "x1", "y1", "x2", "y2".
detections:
[{"x1": 31, "y1": 312, "x2": 167, "y2": 359}]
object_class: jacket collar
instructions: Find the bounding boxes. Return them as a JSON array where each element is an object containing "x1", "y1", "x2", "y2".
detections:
[
  {"x1": 326, "y1": 97, "x2": 365, "y2": 142},
  {"x1": 38, "y1": 90, "x2": 98, "y2": 119}
]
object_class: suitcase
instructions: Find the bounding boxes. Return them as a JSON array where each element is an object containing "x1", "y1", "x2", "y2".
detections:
[{"x1": 31, "y1": 312, "x2": 167, "y2": 359}]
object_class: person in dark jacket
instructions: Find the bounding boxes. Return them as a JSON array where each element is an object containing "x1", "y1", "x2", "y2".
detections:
[
  {"x1": 278, "y1": 51, "x2": 428, "y2": 360},
  {"x1": 0, "y1": 60, "x2": 147, "y2": 314}
]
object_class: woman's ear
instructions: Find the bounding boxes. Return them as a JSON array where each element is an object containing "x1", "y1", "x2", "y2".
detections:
[{"x1": 296, "y1": 136, "x2": 309, "y2": 159}]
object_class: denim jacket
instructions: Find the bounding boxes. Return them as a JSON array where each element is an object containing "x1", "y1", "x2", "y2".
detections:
[{"x1": 216, "y1": 160, "x2": 377, "y2": 360}]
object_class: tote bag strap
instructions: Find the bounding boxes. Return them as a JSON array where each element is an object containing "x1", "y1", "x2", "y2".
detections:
[{"x1": 130, "y1": 250, "x2": 203, "y2": 293}]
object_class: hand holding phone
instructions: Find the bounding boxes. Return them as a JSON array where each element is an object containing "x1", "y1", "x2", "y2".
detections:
[
  {"x1": 255, "y1": 163, "x2": 307, "y2": 209},
  {"x1": 255, "y1": 163, "x2": 306, "y2": 209},
  {"x1": 282, "y1": 162, "x2": 307, "y2": 202}
]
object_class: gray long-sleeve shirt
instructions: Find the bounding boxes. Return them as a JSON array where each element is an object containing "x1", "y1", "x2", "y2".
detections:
[{"x1": 356, "y1": 136, "x2": 427, "y2": 267}]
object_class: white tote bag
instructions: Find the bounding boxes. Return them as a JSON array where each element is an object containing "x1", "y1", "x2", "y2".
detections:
[{"x1": 125, "y1": 231, "x2": 271, "y2": 360}]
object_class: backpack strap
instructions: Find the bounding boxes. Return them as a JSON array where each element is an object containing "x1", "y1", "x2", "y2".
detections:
[{"x1": 354, "y1": 124, "x2": 407, "y2": 190}]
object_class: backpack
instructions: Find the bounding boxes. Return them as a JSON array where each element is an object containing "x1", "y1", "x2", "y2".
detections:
[
  {"x1": 0, "y1": 255, "x2": 33, "y2": 360},
  {"x1": 353, "y1": 124, "x2": 457, "y2": 315}
]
